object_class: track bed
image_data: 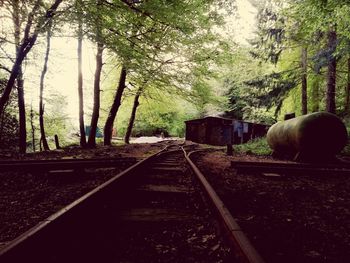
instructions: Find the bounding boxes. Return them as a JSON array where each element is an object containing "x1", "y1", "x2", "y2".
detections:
[
  {"x1": 1, "y1": 145, "x2": 252, "y2": 262},
  {"x1": 110, "y1": 150, "x2": 231, "y2": 262},
  {"x1": 192, "y1": 150, "x2": 350, "y2": 263}
]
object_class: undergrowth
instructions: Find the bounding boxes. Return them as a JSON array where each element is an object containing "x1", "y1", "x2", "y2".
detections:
[
  {"x1": 341, "y1": 141, "x2": 350, "y2": 156},
  {"x1": 234, "y1": 137, "x2": 272, "y2": 156}
]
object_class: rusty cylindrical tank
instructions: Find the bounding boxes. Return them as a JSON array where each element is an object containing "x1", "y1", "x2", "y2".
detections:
[{"x1": 267, "y1": 112, "x2": 348, "y2": 161}]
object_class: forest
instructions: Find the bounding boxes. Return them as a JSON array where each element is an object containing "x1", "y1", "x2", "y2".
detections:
[{"x1": 0, "y1": 0, "x2": 349, "y2": 153}]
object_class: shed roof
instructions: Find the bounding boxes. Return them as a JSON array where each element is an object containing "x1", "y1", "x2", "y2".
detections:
[
  {"x1": 184, "y1": 116, "x2": 234, "y2": 123},
  {"x1": 185, "y1": 116, "x2": 271, "y2": 127}
]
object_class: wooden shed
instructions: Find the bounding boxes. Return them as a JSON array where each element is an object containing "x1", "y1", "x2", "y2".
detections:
[
  {"x1": 185, "y1": 117, "x2": 233, "y2": 146},
  {"x1": 185, "y1": 116, "x2": 269, "y2": 146}
]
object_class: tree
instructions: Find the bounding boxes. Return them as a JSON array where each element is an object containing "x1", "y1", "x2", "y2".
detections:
[
  {"x1": 244, "y1": 0, "x2": 350, "y2": 118},
  {"x1": 0, "y1": 0, "x2": 64, "y2": 153},
  {"x1": 87, "y1": 40, "x2": 104, "y2": 147},
  {"x1": 87, "y1": 0, "x2": 104, "y2": 148},
  {"x1": 97, "y1": 0, "x2": 226, "y2": 145},
  {"x1": 30, "y1": 103, "x2": 36, "y2": 152},
  {"x1": 12, "y1": 0, "x2": 27, "y2": 153},
  {"x1": 104, "y1": 66, "x2": 127, "y2": 145},
  {"x1": 0, "y1": 0, "x2": 64, "y2": 114},
  {"x1": 282, "y1": 0, "x2": 350, "y2": 115},
  {"x1": 326, "y1": 28, "x2": 337, "y2": 113},
  {"x1": 345, "y1": 55, "x2": 350, "y2": 114},
  {"x1": 39, "y1": 20, "x2": 52, "y2": 151},
  {"x1": 301, "y1": 47, "x2": 308, "y2": 114},
  {"x1": 76, "y1": 0, "x2": 87, "y2": 147},
  {"x1": 124, "y1": 87, "x2": 141, "y2": 144}
]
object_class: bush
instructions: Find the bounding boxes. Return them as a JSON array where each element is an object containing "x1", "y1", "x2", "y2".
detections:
[{"x1": 234, "y1": 137, "x2": 272, "y2": 156}]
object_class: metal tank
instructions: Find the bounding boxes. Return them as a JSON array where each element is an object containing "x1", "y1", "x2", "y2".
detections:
[{"x1": 267, "y1": 112, "x2": 348, "y2": 161}]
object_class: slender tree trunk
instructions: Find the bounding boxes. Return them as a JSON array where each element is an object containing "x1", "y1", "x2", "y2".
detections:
[
  {"x1": 87, "y1": 42, "x2": 103, "y2": 147},
  {"x1": 124, "y1": 89, "x2": 141, "y2": 144},
  {"x1": 345, "y1": 55, "x2": 350, "y2": 114},
  {"x1": 77, "y1": 0, "x2": 86, "y2": 147},
  {"x1": 301, "y1": 47, "x2": 308, "y2": 115},
  {"x1": 13, "y1": 0, "x2": 26, "y2": 153},
  {"x1": 0, "y1": 0, "x2": 63, "y2": 118},
  {"x1": 326, "y1": 29, "x2": 337, "y2": 114},
  {"x1": 30, "y1": 104, "x2": 35, "y2": 152},
  {"x1": 104, "y1": 66, "x2": 127, "y2": 146},
  {"x1": 39, "y1": 21, "x2": 52, "y2": 151},
  {"x1": 311, "y1": 75, "x2": 320, "y2": 112},
  {"x1": 17, "y1": 69, "x2": 26, "y2": 153},
  {"x1": 87, "y1": 0, "x2": 104, "y2": 148}
]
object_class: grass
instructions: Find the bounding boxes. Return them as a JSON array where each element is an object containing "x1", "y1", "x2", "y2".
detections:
[
  {"x1": 341, "y1": 140, "x2": 350, "y2": 156},
  {"x1": 234, "y1": 137, "x2": 272, "y2": 156}
]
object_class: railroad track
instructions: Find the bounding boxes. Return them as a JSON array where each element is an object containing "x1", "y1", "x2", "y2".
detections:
[
  {"x1": 0, "y1": 144, "x2": 264, "y2": 263},
  {"x1": 0, "y1": 157, "x2": 136, "y2": 172},
  {"x1": 231, "y1": 160, "x2": 350, "y2": 176}
]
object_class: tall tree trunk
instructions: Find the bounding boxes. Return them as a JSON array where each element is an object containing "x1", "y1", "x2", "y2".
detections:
[
  {"x1": 87, "y1": 0, "x2": 103, "y2": 148},
  {"x1": 104, "y1": 66, "x2": 127, "y2": 146},
  {"x1": 326, "y1": 29, "x2": 337, "y2": 114},
  {"x1": 0, "y1": 0, "x2": 63, "y2": 118},
  {"x1": 311, "y1": 75, "x2": 320, "y2": 113},
  {"x1": 345, "y1": 55, "x2": 350, "y2": 114},
  {"x1": 87, "y1": 41, "x2": 103, "y2": 147},
  {"x1": 301, "y1": 47, "x2": 308, "y2": 115},
  {"x1": 30, "y1": 104, "x2": 35, "y2": 152},
  {"x1": 13, "y1": 0, "x2": 26, "y2": 154},
  {"x1": 17, "y1": 69, "x2": 26, "y2": 153},
  {"x1": 39, "y1": 21, "x2": 52, "y2": 151},
  {"x1": 124, "y1": 89, "x2": 141, "y2": 144},
  {"x1": 77, "y1": 0, "x2": 86, "y2": 147}
]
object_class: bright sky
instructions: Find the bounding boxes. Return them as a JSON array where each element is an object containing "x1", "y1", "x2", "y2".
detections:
[
  {"x1": 24, "y1": 36, "x2": 96, "y2": 126},
  {"x1": 233, "y1": 0, "x2": 258, "y2": 45},
  {"x1": 21, "y1": 0, "x2": 258, "y2": 127}
]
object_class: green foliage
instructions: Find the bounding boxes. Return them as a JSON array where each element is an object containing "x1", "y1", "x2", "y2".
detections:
[
  {"x1": 250, "y1": 1, "x2": 286, "y2": 64},
  {"x1": 115, "y1": 90, "x2": 198, "y2": 138},
  {"x1": 44, "y1": 93, "x2": 75, "y2": 147},
  {"x1": 225, "y1": 0, "x2": 350, "y2": 121},
  {"x1": 274, "y1": 0, "x2": 350, "y2": 117},
  {"x1": 26, "y1": 92, "x2": 75, "y2": 152},
  {"x1": 234, "y1": 137, "x2": 272, "y2": 156},
  {"x1": 340, "y1": 118, "x2": 350, "y2": 155},
  {"x1": 0, "y1": 78, "x2": 19, "y2": 150},
  {"x1": 218, "y1": 47, "x2": 280, "y2": 123}
]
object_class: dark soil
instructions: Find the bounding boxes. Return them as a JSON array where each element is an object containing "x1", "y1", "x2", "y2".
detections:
[
  {"x1": 2, "y1": 141, "x2": 350, "y2": 263},
  {"x1": 192, "y1": 150, "x2": 350, "y2": 263},
  {"x1": 0, "y1": 142, "x2": 168, "y2": 248}
]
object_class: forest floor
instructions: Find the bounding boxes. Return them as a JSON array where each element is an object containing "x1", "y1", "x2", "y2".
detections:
[
  {"x1": 192, "y1": 150, "x2": 350, "y2": 263},
  {"x1": 1, "y1": 140, "x2": 349, "y2": 263},
  {"x1": 0, "y1": 140, "x2": 169, "y2": 249}
]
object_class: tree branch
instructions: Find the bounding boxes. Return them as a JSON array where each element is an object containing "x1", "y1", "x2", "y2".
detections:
[{"x1": 0, "y1": 64, "x2": 11, "y2": 73}]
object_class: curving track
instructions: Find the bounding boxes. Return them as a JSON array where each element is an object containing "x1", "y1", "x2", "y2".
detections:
[{"x1": 0, "y1": 143, "x2": 264, "y2": 263}]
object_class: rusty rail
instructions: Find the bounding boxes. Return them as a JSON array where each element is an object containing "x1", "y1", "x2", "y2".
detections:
[
  {"x1": 185, "y1": 149, "x2": 265, "y2": 263},
  {"x1": 231, "y1": 160, "x2": 350, "y2": 175},
  {"x1": 1, "y1": 144, "x2": 263, "y2": 262},
  {"x1": 0, "y1": 157, "x2": 137, "y2": 172},
  {"x1": 0, "y1": 146, "x2": 169, "y2": 262}
]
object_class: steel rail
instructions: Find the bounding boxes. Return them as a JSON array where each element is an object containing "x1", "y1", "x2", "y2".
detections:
[
  {"x1": 184, "y1": 149, "x2": 265, "y2": 263},
  {"x1": 0, "y1": 157, "x2": 137, "y2": 172},
  {"x1": 0, "y1": 146, "x2": 169, "y2": 261},
  {"x1": 231, "y1": 160, "x2": 350, "y2": 175}
]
